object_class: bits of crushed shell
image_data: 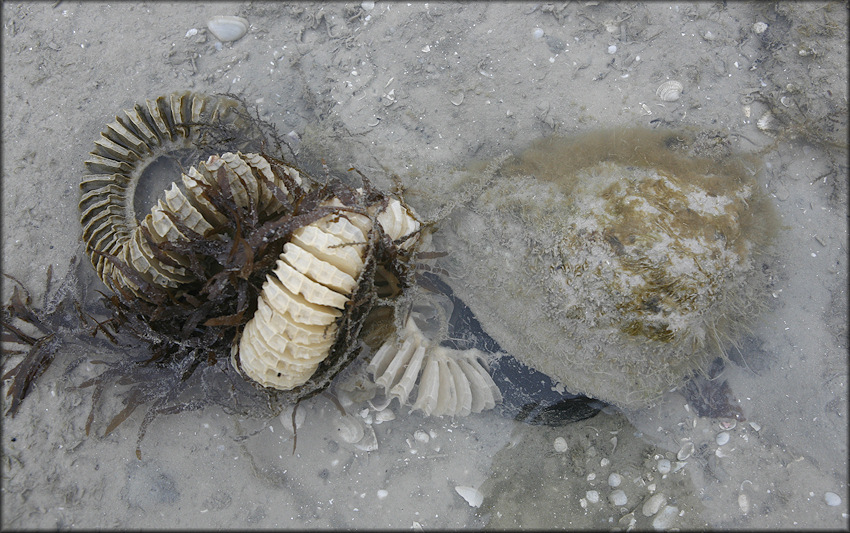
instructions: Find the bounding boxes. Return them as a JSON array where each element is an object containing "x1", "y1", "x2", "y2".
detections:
[
  {"x1": 718, "y1": 418, "x2": 737, "y2": 430},
  {"x1": 824, "y1": 492, "x2": 842, "y2": 506},
  {"x1": 414, "y1": 429, "x2": 430, "y2": 443},
  {"x1": 553, "y1": 436, "x2": 568, "y2": 453},
  {"x1": 354, "y1": 424, "x2": 378, "y2": 452},
  {"x1": 716, "y1": 431, "x2": 731, "y2": 446},
  {"x1": 618, "y1": 513, "x2": 637, "y2": 529},
  {"x1": 608, "y1": 473, "x2": 622, "y2": 488},
  {"x1": 749, "y1": 421, "x2": 762, "y2": 431},
  {"x1": 738, "y1": 492, "x2": 751, "y2": 514},
  {"x1": 753, "y1": 21, "x2": 768, "y2": 34},
  {"x1": 206, "y1": 16, "x2": 249, "y2": 42},
  {"x1": 609, "y1": 489, "x2": 628, "y2": 506},
  {"x1": 642, "y1": 493, "x2": 668, "y2": 517},
  {"x1": 652, "y1": 505, "x2": 679, "y2": 529},
  {"x1": 455, "y1": 486, "x2": 483, "y2": 508},
  {"x1": 336, "y1": 414, "x2": 365, "y2": 444},
  {"x1": 757, "y1": 111, "x2": 776, "y2": 132},
  {"x1": 677, "y1": 441, "x2": 694, "y2": 460},
  {"x1": 656, "y1": 80, "x2": 684, "y2": 102},
  {"x1": 374, "y1": 408, "x2": 396, "y2": 423},
  {"x1": 657, "y1": 458, "x2": 672, "y2": 474},
  {"x1": 586, "y1": 490, "x2": 600, "y2": 503}
]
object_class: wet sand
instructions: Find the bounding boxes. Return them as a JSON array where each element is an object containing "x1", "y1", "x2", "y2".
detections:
[{"x1": 2, "y1": 2, "x2": 847, "y2": 529}]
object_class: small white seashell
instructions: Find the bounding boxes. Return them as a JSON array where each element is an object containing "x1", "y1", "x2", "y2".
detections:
[
  {"x1": 607, "y1": 44, "x2": 617, "y2": 54},
  {"x1": 414, "y1": 430, "x2": 430, "y2": 443},
  {"x1": 657, "y1": 458, "x2": 672, "y2": 474},
  {"x1": 207, "y1": 16, "x2": 249, "y2": 42},
  {"x1": 618, "y1": 513, "x2": 637, "y2": 529},
  {"x1": 757, "y1": 111, "x2": 776, "y2": 134},
  {"x1": 753, "y1": 22, "x2": 768, "y2": 34},
  {"x1": 361, "y1": 1, "x2": 375, "y2": 10},
  {"x1": 553, "y1": 437, "x2": 568, "y2": 453},
  {"x1": 608, "y1": 489, "x2": 628, "y2": 507},
  {"x1": 336, "y1": 414, "x2": 365, "y2": 444},
  {"x1": 376, "y1": 489, "x2": 388, "y2": 500},
  {"x1": 608, "y1": 473, "x2": 622, "y2": 488},
  {"x1": 455, "y1": 486, "x2": 483, "y2": 508},
  {"x1": 824, "y1": 492, "x2": 842, "y2": 506},
  {"x1": 642, "y1": 493, "x2": 667, "y2": 517},
  {"x1": 652, "y1": 505, "x2": 679, "y2": 530},
  {"x1": 532, "y1": 27, "x2": 545, "y2": 40},
  {"x1": 749, "y1": 421, "x2": 761, "y2": 431},
  {"x1": 656, "y1": 80, "x2": 684, "y2": 102},
  {"x1": 716, "y1": 431, "x2": 730, "y2": 446},
  {"x1": 600, "y1": 458, "x2": 610, "y2": 467},
  {"x1": 354, "y1": 424, "x2": 378, "y2": 451},
  {"x1": 718, "y1": 419, "x2": 737, "y2": 430},
  {"x1": 374, "y1": 408, "x2": 396, "y2": 423},
  {"x1": 738, "y1": 493, "x2": 751, "y2": 514},
  {"x1": 677, "y1": 441, "x2": 694, "y2": 460},
  {"x1": 586, "y1": 490, "x2": 600, "y2": 503}
]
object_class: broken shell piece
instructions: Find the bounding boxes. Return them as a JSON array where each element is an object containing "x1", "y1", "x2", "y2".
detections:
[
  {"x1": 677, "y1": 440, "x2": 695, "y2": 460},
  {"x1": 368, "y1": 315, "x2": 502, "y2": 417},
  {"x1": 454, "y1": 486, "x2": 483, "y2": 508},
  {"x1": 553, "y1": 437, "x2": 568, "y2": 453},
  {"x1": 757, "y1": 111, "x2": 779, "y2": 137},
  {"x1": 354, "y1": 424, "x2": 378, "y2": 452},
  {"x1": 207, "y1": 16, "x2": 249, "y2": 42},
  {"x1": 656, "y1": 80, "x2": 684, "y2": 102},
  {"x1": 642, "y1": 493, "x2": 667, "y2": 517}
]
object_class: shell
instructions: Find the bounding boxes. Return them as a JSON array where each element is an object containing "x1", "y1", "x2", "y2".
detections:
[
  {"x1": 367, "y1": 315, "x2": 502, "y2": 417},
  {"x1": 656, "y1": 80, "x2": 684, "y2": 102},
  {"x1": 454, "y1": 486, "x2": 484, "y2": 508},
  {"x1": 756, "y1": 110, "x2": 778, "y2": 137},
  {"x1": 206, "y1": 16, "x2": 249, "y2": 42}
]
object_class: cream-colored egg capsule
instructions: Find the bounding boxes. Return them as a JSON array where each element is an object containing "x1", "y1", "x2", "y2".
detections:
[{"x1": 235, "y1": 195, "x2": 425, "y2": 391}]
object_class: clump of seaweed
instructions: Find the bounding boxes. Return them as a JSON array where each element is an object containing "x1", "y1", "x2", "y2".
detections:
[{"x1": 2, "y1": 93, "x2": 423, "y2": 459}]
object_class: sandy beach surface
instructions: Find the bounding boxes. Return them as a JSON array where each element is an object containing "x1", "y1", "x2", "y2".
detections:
[{"x1": 2, "y1": 2, "x2": 847, "y2": 529}]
